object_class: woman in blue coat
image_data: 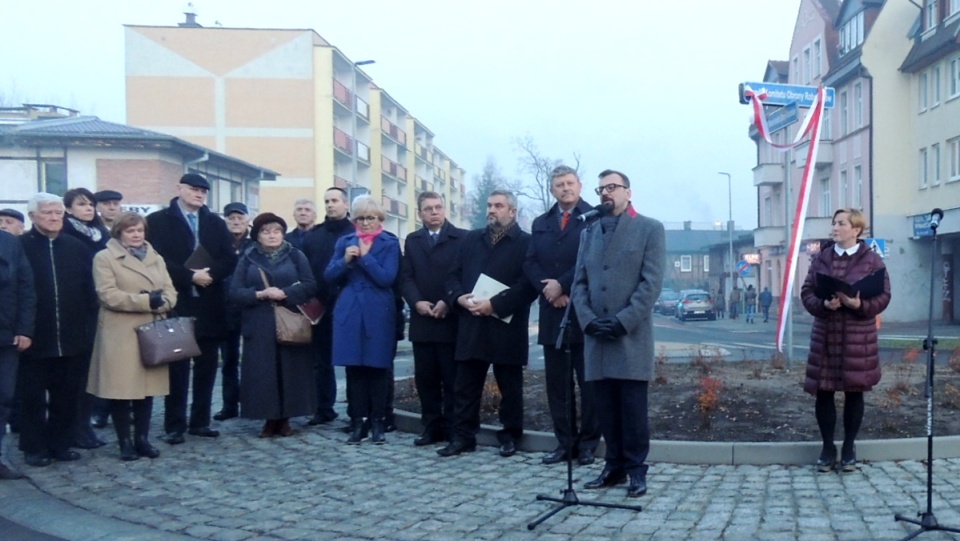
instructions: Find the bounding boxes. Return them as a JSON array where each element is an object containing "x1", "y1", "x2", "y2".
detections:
[{"x1": 325, "y1": 196, "x2": 400, "y2": 445}]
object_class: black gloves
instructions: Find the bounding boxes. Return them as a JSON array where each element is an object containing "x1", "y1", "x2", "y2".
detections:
[
  {"x1": 585, "y1": 317, "x2": 625, "y2": 341},
  {"x1": 148, "y1": 290, "x2": 164, "y2": 309}
]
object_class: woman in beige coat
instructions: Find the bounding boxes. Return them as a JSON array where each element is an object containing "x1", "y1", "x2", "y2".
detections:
[{"x1": 88, "y1": 212, "x2": 177, "y2": 461}]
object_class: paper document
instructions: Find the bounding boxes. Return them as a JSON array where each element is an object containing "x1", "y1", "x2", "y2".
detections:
[{"x1": 471, "y1": 273, "x2": 512, "y2": 323}]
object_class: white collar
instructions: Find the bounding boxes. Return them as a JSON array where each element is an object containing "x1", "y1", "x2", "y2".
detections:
[{"x1": 833, "y1": 243, "x2": 860, "y2": 256}]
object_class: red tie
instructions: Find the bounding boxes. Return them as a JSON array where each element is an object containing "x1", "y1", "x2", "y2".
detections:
[{"x1": 561, "y1": 211, "x2": 570, "y2": 230}]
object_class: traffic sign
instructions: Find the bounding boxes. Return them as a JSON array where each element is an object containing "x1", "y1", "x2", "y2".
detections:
[
  {"x1": 766, "y1": 102, "x2": 799, "y2": 133},
  {"x1": 864, "y1": 238, "x2": 887, "y2": 258},
  {"x1": 736, "y1": 260, "x2": 750, "y2": 276},
  {"x1": 739, "y1": 82, "x2": 835, "y2": 109},
  {"x1": 913, "y1": 214, "x2": 935, "y2": 237}
]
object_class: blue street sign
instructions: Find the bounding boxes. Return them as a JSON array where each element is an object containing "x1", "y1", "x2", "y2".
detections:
[
  {"x1": 766, "y1": 102, "x2": 799, "y2": 133},
  {"x1": 913, "y1": 214, "x2": 935, "y2": 237},
  {"x1": 740, "y1": 82, "x2": 836, "y2": 109},
  {"x1": 736, "y1": 260, "x2": 750, "y2": 276},
  {"x1": 864, "y1": 238, "x2": 887, "y2": 258}
]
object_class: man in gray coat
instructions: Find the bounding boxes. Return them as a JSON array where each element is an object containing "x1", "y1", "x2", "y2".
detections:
[{"x1": 571, "y1": 169, "x2": 664, "y2": 498}]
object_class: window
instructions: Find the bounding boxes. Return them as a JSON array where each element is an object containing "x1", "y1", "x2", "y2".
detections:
[
  {"x1": 853, "y1": 134, "x2": 862, "y2": 159},
  {"x1": 854, "y1": 166, "x2": 863, "y2": 208},
  {"x1": 680, "y1": 255, "x2": 692, "y2": 273},
  {"x1": 933, "y1": 66, "x2": 942, "y2": 106},
  {"x1": 920, "y1": 73, "x2": 929, "y2": 111},
  {"x1": 927, "y1": 0, "x2": 940, "y2": 30},
  {"x1": 854, "y1": 82, "x2": 863, "y2": 127},
  {"x1": 951, "y1": 56, "x2": 960, "y2": 98},
  {"x1": 803, "y1": 47, "x2": 811, "y2": 84},
  {"x1": 840, "y1": 91, "x2": 849, "y2": 135},
  {"x1": 950, "y1": 137, "x2": 960, "y2": 181},
  {"x1": 41, "y1": 161, "x2": 67, "y2": 196},
  {"x1": 813, "y1": 39, "x2": 822, "y2": 78},
  {"x1": 952, "y1": 0, "x2": 960, "y2": 17},
  {"x1": 840, "y1": 12, "x2": 865, "y2": 55},
  {"x1": 840, "y1": 140, "x2": 848, "y2": 164},
  {"x1": 920, "y1": 147, "x2": 929, "y2": 188},
  {"x1": 933, "y1": 143, "x2": 942, "y2": 185},
  {"x1": 821, "y1": 109, "x2": 832, "y2": 140},
  {"x1": 820, "y1": 178, "x2": 831, "y2": 216},
  {"x1": 703, "y1": 255, "x2": 710, "y2": 273},
  {"x1": 764, "y1": 196, "x2": 772, "y2": 226},
  {"x1": 840, "y1": 170, "x2": 848, "y2": 207}
]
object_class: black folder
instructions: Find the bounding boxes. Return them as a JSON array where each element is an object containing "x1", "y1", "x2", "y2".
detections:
[
  {"x1": 814, "y1": 268, "x2": 885, "y2": 300},
  {"x1": 183, "y1": 245, "x2": 214, "y2": 270}
]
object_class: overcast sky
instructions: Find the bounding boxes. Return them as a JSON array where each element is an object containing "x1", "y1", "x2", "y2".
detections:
[{"x1": 2, "y1": 0, "x2": 803, "y2": 229}]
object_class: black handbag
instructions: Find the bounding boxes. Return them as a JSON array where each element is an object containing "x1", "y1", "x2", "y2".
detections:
[{"x1": 136, "y1": 316, "x2": 201, "y2": 367}]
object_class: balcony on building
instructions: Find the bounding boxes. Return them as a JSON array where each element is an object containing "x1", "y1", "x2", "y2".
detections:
[
  {"x1": 355, "y1": 97, "x2": 369, "y2": 122},
  {"x1": 414, "y1": 175, "x2": 434, "y2": 196},
  {"x1": 333, "y1": 127, "x2": 354, "y2": 157},
  {"x1": 381, "y1": 156, "x2": 408, "y2": 184},
  {"x1": 381, "y1": 194, "x2": 408, "y2": 218},
  {"x1": 334, "y1": 175, "x2": 351, "y2": 189},
  {"x1": 754, "y1": 226, "x2": 785, "y2": 247},
  {"x1": 356, "y1": 141, "x2": 370, "y2": 163},
  {"x1": 795, "y1": 140, "x2": 834, "y2": 169},
  {"x1": 753, "y1": 162, "x2": 784, "y2": 186},
  {"x1": 380, "y1": 116, "x2": 407, "y2": 146},
  {"x1": 804, "y1": 216, "x2": 832, "y2": 239},
  {"x1": 332, "y1": 80, "x2": 353, "y2": 113}
]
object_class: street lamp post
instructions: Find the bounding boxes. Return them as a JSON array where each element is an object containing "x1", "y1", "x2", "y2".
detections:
[
  {"x1": 718, "y1": 172, "x2": 734, "y2": 300},
  {"x1": 351, "y1": 60, "x2": 375, "y2": 192}
]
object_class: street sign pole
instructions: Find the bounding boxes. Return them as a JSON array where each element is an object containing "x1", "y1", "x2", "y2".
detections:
[{"x1": 785, "y1": 149, "x2": 793, "y2": 370}]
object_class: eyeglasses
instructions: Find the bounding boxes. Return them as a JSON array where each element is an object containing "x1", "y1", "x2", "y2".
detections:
[
  {"x1": 355, "y1": 215, "x2": 379, "y2": 223},
  {"x1": 594, "y1": 183, "x2": 627, "y2": 196}
]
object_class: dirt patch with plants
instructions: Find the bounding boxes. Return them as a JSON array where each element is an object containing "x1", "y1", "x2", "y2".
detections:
[{"x1": 394, "y1": 347, "x2": 960, "y2": 442}]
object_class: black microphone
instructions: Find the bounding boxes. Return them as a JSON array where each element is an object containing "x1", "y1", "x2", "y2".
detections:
[
  {"x1": 577, "y1": 204, "x2": 609, "y2": 223},
  {"x1": 931, "y1": 208, "x2": 944, "y2": 230}
]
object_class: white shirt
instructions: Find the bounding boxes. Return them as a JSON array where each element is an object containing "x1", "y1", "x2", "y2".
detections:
[{"x1": 833, "y1": 243, "x2": 860, "y2": 257}]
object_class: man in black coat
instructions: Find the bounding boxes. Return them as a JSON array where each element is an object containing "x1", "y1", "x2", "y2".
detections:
[
  {"x1": 400, "y1": 191, "x2": 465, "y2": 446},
  {"x1": 523, "y1": 165, "x2": 601, "y2": 466},
  {"x1": 214, "y1": 202, "x2": 252, "y2": 421},
  {"x1": 438, "y1": 190, "x2": 537, "y2": 458},
  {"x1": 146, "y1": 174, "x2": 238, "y2": 444},
  {"x1": 18, "y1": 193, "x2": 97, "y2": 467},
  {"x1": 0, "y1": 229, "x2": 34, "y2": 479},
  {"x1": 301, "y1": 187, "x2": 353, "y2": 425}
]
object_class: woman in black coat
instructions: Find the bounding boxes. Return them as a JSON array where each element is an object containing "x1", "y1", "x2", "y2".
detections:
[{"x1": 229, "y1": 213, "x2": 317, "y2": 438}]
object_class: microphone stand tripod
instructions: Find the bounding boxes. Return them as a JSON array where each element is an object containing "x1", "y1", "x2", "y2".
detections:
[
  {"x1": 894, "y1": 220, "x2": 960, "y2": 540},
  {"x1": 527, "y1": 228, "x2": 642, "y2": 530}
]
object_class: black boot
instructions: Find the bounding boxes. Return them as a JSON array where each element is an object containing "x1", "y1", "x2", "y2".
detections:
[
  {"x1": 347, "y1": 419, "x2": 365, "y2": 445},
  {"x1": 370, "y1": 419, "x2": 386, "y2": 445},
  {"x1": 75, "y1": 393, "x2": 107, "y2": 449},
  {"x1": 111, "y1": 400, "x2": 139, "y2": 461},
  {"x1": 133, "y1": 398, "x2": 159, "y2": 459}
]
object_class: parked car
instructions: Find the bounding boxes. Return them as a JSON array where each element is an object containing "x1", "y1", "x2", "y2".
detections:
[
  {"x1": 675, "y1": 289, "x2": 716, "y2": 322},
  {"x1": 655, "y1": 290, "x2": 680, "y2": 315}
]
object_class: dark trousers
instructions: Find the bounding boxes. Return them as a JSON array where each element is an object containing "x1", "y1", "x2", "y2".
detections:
[
  {"x1": 544, "y1": 344, "x2": 600, "y2": 454},
  {"x1": 761, "y1": 305, "x2": 771, "y2": 322},
  {"x1": 345, "y1": 366, "x2": 389, "y2": 420},
  {"x1": 312, "y1": 318, "x2": 337, "y2": 417},
  {"x1": 594, "y1": 378, "x2": 649, "y2": 477},
  {"x1": 219, "y1": 328, "x2": 241, "y2": 415},
  {"x1": 413, "y1": 342, "x2": 457, "y2": 437},
  {"x1": 452, "y1": 360, "x2": 523, "y2": 445},
  {"x1": 16, "y1": 354, "x2": 84, "y2": 456},
  {"x1": 0, "y1": 347, "x2": 18, "y2": 457},
  {"x1": 164, "y1": 337, "x2": 220, "y2": 434}
]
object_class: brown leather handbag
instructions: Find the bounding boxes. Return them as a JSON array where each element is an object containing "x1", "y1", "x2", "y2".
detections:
[
  {"x1": 260, "y1": 268, "x2": 312, "y2": 345},
  {"x1": 136, "y1": 316, "x2": 201, "y2": 367}
]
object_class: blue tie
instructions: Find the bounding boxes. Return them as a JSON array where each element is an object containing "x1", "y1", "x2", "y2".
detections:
[{"x1": 187, "y1": 213, "x2": 198, "y2": 246}]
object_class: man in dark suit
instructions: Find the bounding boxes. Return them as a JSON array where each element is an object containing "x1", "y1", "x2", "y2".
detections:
[
  {"x1": 438, "y1": 190, "x2": 537, "y2": 458},
  {"x1": 0, "y1": 229, "x2": 34, "y2": 478},
  {"x1": 302, "y1": 187, "x2": 354, "y2": 425},
  {"x1": 524, "y1": 165, "x2": 600, "y2": 466},
  {"x1": 214, "y1": 202, "x2": 252, "y2": 422},
  {"x1": 400, "y1": 191, "x2": 465, "y2": 446},
  {"x1": 572, "y1": 169, "x2": 665, "y2": 498},
  {"x1": 146, "y1": 173, "x2": 238, "y2": 444}
]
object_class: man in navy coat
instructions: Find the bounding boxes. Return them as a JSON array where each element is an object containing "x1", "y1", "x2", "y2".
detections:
[
  {"x1": 0, "y1": 229, "x2": 34, "y2": 478},
  {"x1": 146, "y1": 174, "x2": 237, "y2": 444},
  {"x1": 524, "y1": 165, "x2": 600, "y2": 466},
  {"x1": 400, "y1": 191, "x2": 466, "y2": 445}
]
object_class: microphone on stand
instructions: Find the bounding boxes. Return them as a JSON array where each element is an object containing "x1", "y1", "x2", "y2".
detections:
[
  {"x1": 930, "y1": 208, "x2": 944, "y2": 230},
  {"x1": 577, "y1": 204, "x2": 610, "y2": 223}
]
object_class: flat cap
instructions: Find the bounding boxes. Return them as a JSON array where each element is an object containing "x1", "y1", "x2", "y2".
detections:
[
  {"x1": 223, "y1": 202, "x2": 248, "y2": 216},
  {"x1": 0, "y1": 208, "x2": 24, "y2": 222},
  {"x1": 179, "y1": 173, "x2": 210, "y2": 190},
  {"x1": 94, "y1": 190, "x2": 123, "y2": 202}
]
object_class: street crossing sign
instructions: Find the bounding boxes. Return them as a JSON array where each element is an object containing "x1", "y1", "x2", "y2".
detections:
[{"x1": 864, "y1": 238, "x2": 887, "y2": 258}]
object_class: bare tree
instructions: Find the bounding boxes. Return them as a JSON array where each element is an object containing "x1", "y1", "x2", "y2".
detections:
[
  {"x1": 468, "y1": 156, "x2": 510, "y2": 230},
  {"x1": 513, "y1": 135, "x2": 582, "y2": 215}
]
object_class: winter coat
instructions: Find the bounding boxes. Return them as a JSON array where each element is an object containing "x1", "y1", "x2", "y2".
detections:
[
  {"x1": 801, "y1": 240, "x2": 891, "y2": 394},
  {"x1": 399, "y1": 220, "x2": 466, "y2": 344},
  {"x1": 229, "y1": 243, "x2": 317, "y2": 420},
  {"x1": 523, "y1": 199, "x2": 594, "y2": 346},
  {"x1": 20, "y1": 229, "x2": 98, "y2": 359},
  {"x1": 146, "y1": 198, "x2": 237, "y2": 340},
  {"x1": 88, "y1": 239, "x2": 177, "y2": 400},
  {"x1": 572, "y1": 211, "x2": 665, "y2": 382},
  {"x1": 61, "y1": 215, "x2": 110, "y2": 254},
  {"x1": 325, "y1": 231, "x2": 400, "y2": 369},
  {"x1": 0, "y1": 231, "x2": 35, "y2": 345},
  {"x1": 444, "y1": 223, "x2": 538, "y2": 365}
]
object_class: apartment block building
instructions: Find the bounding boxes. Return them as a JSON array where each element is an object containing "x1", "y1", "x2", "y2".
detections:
[{"x1": 124, "y1": 19, "x2": 466, "y2": 240}]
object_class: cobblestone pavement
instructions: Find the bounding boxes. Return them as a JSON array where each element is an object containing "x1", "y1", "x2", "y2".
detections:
[{"x1": 5, "y1": 406, "x2": 960, "y2": 541}]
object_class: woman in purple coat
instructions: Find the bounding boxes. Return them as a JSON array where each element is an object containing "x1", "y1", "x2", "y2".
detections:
[
  {"x1": 800, "y1": 208, "x2": 890, "y2": 473},
  {"x1": 325, "y1": 196, "x2": 400, "y2": 445}
]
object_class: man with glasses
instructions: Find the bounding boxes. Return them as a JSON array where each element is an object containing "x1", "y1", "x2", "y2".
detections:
[
  {"x1": 572, "y1": 169, "x2": 664, "y2": 498},
  {"x1": 147, "y1": 174, "x2": 237, "y2": 444}
]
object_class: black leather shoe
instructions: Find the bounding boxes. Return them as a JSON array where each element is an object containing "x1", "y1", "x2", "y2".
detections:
[
  {"x1": 499, "y1": 440, "x2": 517, "y2": 457},
  {"x1": 437, "y1": 440, "x2": 476, "y2": 457},
  {"x1": 541, "y1": 448, "x2": 569, "y2": 465},
  {"x1": 52, "y1": 450, "x2": 81, "y2": 462},
  {"x1": 23, "y1": 454, "x2": 52, "y2": 468},
  {"x1": 161, "y1": 432, "x2": 185, "y2": 445},
  {"x1": 414, "y1": 432, "x2": 444, "y2": 446},
  {"x1": 135, "y1": 438, "x2": 160, "y2": 459},
  {"x1": 578, "y1": 448, "x2": 596, "y2": 466},
  {"x1": 627, "y1": 473, "x2": 647, "y2": 497},
  {"x1": 816, "y1": 445, "x2": 837, "y2": 473},
  {"x1": 187, "y1": 427, "x2": 220, "y2": 438},
  {"x1": 840, "y1": 445, "x2": 857, "y2": 472},
  {"x1": 584, "y1": 468, "x2": 627, "y2": 489},
  {"x1": 213, "y1": 410, "x2": 238, "y2": 421},
  {"x1": 308, "y1": 411, "x2": 338, "y2": 426},
  {"x1": 73, "y1": 433, "x2": 106, "y2": 450}
]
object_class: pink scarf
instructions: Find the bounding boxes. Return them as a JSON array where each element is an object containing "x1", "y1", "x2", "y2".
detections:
[{"x1": 355, "y1": 225, "x2": 383, "y2": 245}]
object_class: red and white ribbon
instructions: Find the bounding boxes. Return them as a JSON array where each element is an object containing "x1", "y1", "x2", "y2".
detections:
[{"x1": 743, "y1": 85, "x2": 826, "y2": 352}]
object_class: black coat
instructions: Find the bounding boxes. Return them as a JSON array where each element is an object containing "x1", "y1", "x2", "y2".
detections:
[
  {"x1": 146, "y1": 198, "x2": 238, "y2": 339},
  {"x1": 302, "y1": 217, "x2": 354, "y2": 308},
  {"x1": 61, "y1": 216, "x2": 110, "y2": 254},
  {"x1": 400, "y1": 221, "x2": 466, "y2": 344},
  {"x1": 20, "y1": 229, "x2": 97, "y2": 358},
  {"x1": 0, "y1": 231, "x2": 35, "y2": 344},
  {"x1": 523, "y1": 199, "x2": 593, "y2": 346},
  {"x1": 445, "y1": 223, "x2": 537, "y2": 365}
]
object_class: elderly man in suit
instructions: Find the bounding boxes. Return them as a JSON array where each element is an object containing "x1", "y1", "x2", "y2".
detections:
[
  {"x1": 400, "y1": 191, "x2": 466, "y2": 446},
  {"x1": 524, "y1": 165, "x2": 600, "y2": 466},
  {"x1": 572, "y1": 169, "x2": 664, "y2": 498}
]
